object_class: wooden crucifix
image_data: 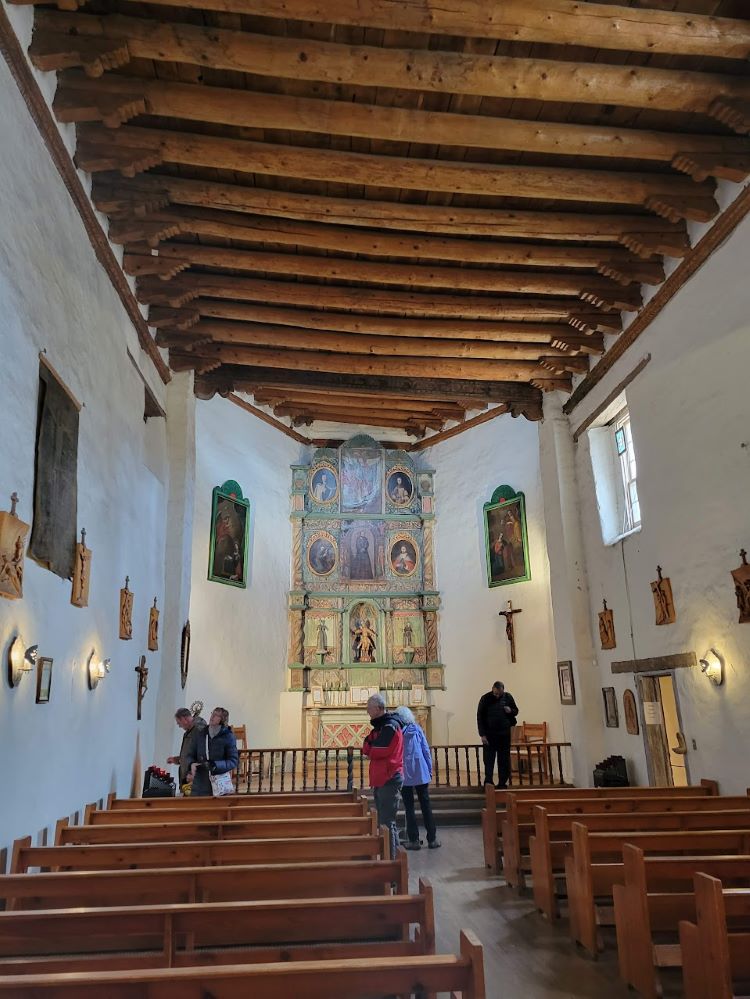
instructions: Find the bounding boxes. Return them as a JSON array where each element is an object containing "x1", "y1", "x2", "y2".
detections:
[
  {"x1": 134, "y1": 655, "x2": 148, "y2": 721},
  {"x1": 498, "y1": 600, "x2": 522, "y2": 663}
]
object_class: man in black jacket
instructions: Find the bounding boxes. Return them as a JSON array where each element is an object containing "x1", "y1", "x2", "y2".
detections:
[{"x1": 477, "y1": 681, "x2": 519, "y2": 788}]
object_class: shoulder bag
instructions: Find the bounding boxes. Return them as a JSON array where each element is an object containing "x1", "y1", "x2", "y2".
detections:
[{"x1": 205, "y1": 733, "x2": 235, "y2": 796}]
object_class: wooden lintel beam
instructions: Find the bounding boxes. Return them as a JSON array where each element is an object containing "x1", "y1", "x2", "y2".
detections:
[
  {"x1": 76, "y1": 125, "x2": 717, "y2": 217},
  {"x1": 172, "y1": 344, "x2": 546, "y2": 382},
  {"x1": 137, "y1": 275, "x2": 618, "y2": 320},
  {"x1": 134, "y1": 242, "x2": 638, "y2": 302},
  {"x1": 110, "y1": 206, "x2": 655, "y2": 273},
  {"x1": 196, "y1": 366, "x2": 544, "y2": 413},
  {"x1": 26, "y1": 2, "x2": 750, "y2": 60},
  {"x1": 54, "y1": 69, "x2": 750, "y2": 155},
  {"x1": 255, "y1": 390, "x2": 467, "y2": 415},
  {"x1": 273, "y1": 404, "x2": 443, "y2": 431},
  {"x1": 91, "y1": 176, "x2": 689, "y2": 253},
  {"x1": 161, "y1": 319, "x2": 562, "y2": 361}
]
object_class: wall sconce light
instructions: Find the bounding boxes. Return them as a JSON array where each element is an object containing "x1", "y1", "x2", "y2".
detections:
[
  {"x1": 699, "y1": 648, "x2": 725, "y2": 687},
  {"x1": 7, "y1": 637, "x2": 38, "y2": 688},
  {"x1": 87, "y1": 649, "x2": 111, "y2": 690}
]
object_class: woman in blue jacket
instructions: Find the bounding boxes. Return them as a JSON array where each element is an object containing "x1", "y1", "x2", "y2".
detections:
[
  {"x1": 394, "y1": 706, "x2": 440, "y2": 850},
  {"x1": 186, "y1": 706, "x2": 239, "y2": 796}
]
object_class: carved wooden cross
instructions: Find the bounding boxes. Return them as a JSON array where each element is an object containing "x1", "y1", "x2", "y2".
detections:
[
  {"x1": 134, "y1": 655, "x2": 148, "y2": 721},
  {"x1": 498, "y1": 600, "x2": 522, "y2": 663},
  {"x1": 9, "y1": 492, "x2": 18, "y2": 517}
]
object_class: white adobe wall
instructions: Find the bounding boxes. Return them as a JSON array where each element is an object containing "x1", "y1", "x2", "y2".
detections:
[
  {"x1": 548, "y1": 209, "x2": 750, "y2": 792},
  {"x1": 0, "y1": 55, "x2": 172, "y2": 860},
  {"x1": 185, "y1": 397, "x2": 305, "y2": 748},
  {"x1": 425, "y1": 416, "x2": 564, "y2": 749}
]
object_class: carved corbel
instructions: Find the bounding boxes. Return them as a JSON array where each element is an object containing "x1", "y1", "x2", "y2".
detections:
[
  {"x1": 75, "y1": 141, "x2": 163, "y2": 178},
  {"x1": 54, "y1": 86, "x2": 146, "y2": 128},
  {"x1": 671, "y1": 151, "x2": 750, "y2": 184},
  {"x1": 707, "y1": 97, "x2": 750, "y2": 136},
  {"x1": 538, "y1": 355, "x2": 589, "y2": 375},
  {"x1": 136, "y1": 280, "x2": 199, "y2": 308},
  {"x1": 29, "y1": 30, "x2": 131, "y2": 78},
  {"x1": 146, "y1": 307, "x2": 201, "y2": 331},
  {"x1": 92, "y1": 179, "x2": 171, "y2": 217},
  {"x1": 123, "y1": 251, "x2": 191, "y2": 281},
  {"x1": 619, "y1": 231, "x2": 690, "y2": 259},
  {"x1": 644, "y1": 194, "x2": 718, "y2": 224},
  {"x1": 579, "y1": 285, "x2": 642, "y2": 313},
  {"x1": 597, "y1": 259, "x2": 665, "y2": 287},
  {"x1": 108, "y1": 217, "x2": 185, "y2": 248}
]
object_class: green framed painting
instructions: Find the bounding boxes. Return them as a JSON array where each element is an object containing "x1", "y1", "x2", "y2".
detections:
[
  {"x1": 208, "y1": 480, "x2": 250, "y2": 587},
  {"x1": 483, "y1": 485, "x2": 531, "y2": 588}
]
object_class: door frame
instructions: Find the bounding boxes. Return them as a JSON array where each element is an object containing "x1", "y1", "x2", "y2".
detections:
[{"x1": 636, "y1": 670, "x2": 692, "y2": 787}]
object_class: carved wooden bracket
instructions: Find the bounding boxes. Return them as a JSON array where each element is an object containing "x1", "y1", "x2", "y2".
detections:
[
  {"x1": 619, "y1": 230, "x2": 690, "y2": 259},
  {"x1": 597, "y1": 259, "x2": 665, "y2": 287},
  {"x1": 530, "y1": 377, "x2": 572, "y2": 393},
  {"x1": 123, "y1": 251, "x2": 191, "y2": 281},
  {"x1": 146, "y1": 306, "x2": 201, "y2": 331},
  {"x1": 579, "y1": 286, "x2": 642, "y2": 312},
  {"x1": 567, "y1": 311, "x2": 622, "y2": 335},
  {"x1": 154, "y1": 330, "x2": 214, "y2": 351},
  {"x1": 108, "y1": 217, "x2": 185, "y2": 248},
  {"x1": 91, "y1": 179, "x2": 171, "y2": 217},
  {"x1": 538, "y1": 355, "x2": 589, "y2": 375},
  {"x1": 707, "y1": 97, "x2": 750, "y2": 136},
  {"x1": 137, "y1": 280, "x2": 200, "y2": 308},
  {"x1": 645, "y1": 194, "x2": 718, "y2": 224},
  {"x1": 671, "y1": 151, "x2": 750, "y2": 184},
  {"x1": 75, "y1": 141, "x2": 163, "y2": 178},
  {"x1": 29, "y1": 30, "x2": 131, "y2": 78},
  {"x1": 54, "y1": 86, "x2": 146, "y2": 128},
  {"x1": 550, "y1": 331, "x2": 604, "y2": 355}
]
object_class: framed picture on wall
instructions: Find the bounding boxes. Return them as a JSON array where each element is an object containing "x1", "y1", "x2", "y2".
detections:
[
  {"x1": 35, "y1": 656, "x2": 53, "y2": 703},
  {"x1": 602, "y1": 686, "x2": 619, "y2": 728},
  {"x1": 483, "y1": 485, "x2": 531, "y2": 587},
  {"x1": 557, "y1": 660, "x2": 576, "y2": 705},
  {"x1": 207, "y1": 480, "x2": 250, "y2": 588}
]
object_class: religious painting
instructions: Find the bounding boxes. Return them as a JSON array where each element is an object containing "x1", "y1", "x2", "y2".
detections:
[
  {"x1": 208, "y1": 480, "x2": 250, "y2": 588},
  {"x1": 341, "y1": 447, "x2": 382, "y2": 514},
  {"x1": 731, "y1": 549, "x2": 750, "y2": 624},
  {"x1": 119, "y1": 578, "x2": 133, "y2": 641},
  {"x1": 557, "y1": 660, "x2": 576, "y2": 706},
  {"x1": 309, "y1": 464, "x2": 338, "y2": 506},
  {"x1": 483, "y1": 485, "x2": 531, "y2": 588},
  {"x1": 70, "y1": 528, "x2": 92, "y2": 608},
  {"x1": 35, "y1": 656, "x2": 53, "y2": 704},
  {"x1": 0, "y1": 493, "x2": 29, "y2": 601},
  {"x1": 650, "y1": 565, "x2": 676, "y2": 625},
  {"x1": 386, "y1": 467, "x2": 414, "y2": 507},
  {"x1": 148, "y1": 598, "x2": 159, "y2": 652},
  {"x1": 623, "y1": 688, "x2": 639, "y2": 735},
  {"x1": 307, "y1": 532, "x2": 338, "y2": 577},
  {"x1": 598, "y1": 599, "x2": 616, "y2": 650},
  {"x1": 340, "y1": 521, "x2": 385, "y2": 581},
  {"x1": 602, "y1": 686, "x2": 619, "y2": 728},
  {"x1": 390, "y1": 535, "x2": 419, "y2": 578}
]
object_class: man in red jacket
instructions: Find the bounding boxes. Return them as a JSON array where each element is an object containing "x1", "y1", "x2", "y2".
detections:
[{"x1": 362, "y1": 693, "x2": 404, "y2": 858}]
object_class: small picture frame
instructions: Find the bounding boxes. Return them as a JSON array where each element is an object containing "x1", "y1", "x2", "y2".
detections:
[
  {"x1": 410, "y1": 684, "x2": 425, "y2": 705},
  {"x1": 557, "y1": 660, "x2": 576, "y2": 706},
  {"x1": 35, "y1": 656, "x2": 53, "y2": 704},
  {"x1": 311, "y1": 686, "x2": 324, "y2": 705},
  {"x1": 602, "y1": 686, "x2": 619, "y2": 728}
]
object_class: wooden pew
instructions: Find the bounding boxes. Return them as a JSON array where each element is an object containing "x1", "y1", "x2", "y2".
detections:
[
  {"x1": 0, "y1": 855, "x2": 408, "y2": 911},
  {"x1": 0, "y1": 882, "x2": 436, "y2": 972},
  {"x1": 0, "y1": 928, "x2": 486, "y2": 998},
  {"x1": 481, "y1": 781, "x2": 718, "y2": 872},
  {"x1": 11, "y1": 831, "x2": 389, "y2": 874},
  {"x1": 88, "y1": 801, "x2": 369, "y2": 823},
  {"x1": 566, "y1": 822, "x2": 750, "y2": 957},
  {"x1": 614, "y1": 845, "x2": 750, "y2": 999},
  {"x1": 528, "y1": 797, "x2": 750, "y2": 913},
  {"x1": 680, "y1": 875, "x2": 750, "y2": 999},
  {"x1": 55, "y1": 813, "x2": 376, "y2": 845},
  {"x1": 106, "y1": 790, "x2": 361, "y2": 809}
]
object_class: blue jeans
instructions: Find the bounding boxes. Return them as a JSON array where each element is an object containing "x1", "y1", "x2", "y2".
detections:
[{"x1": 373, "y1": 773, "x2": 403, "y2": 858}]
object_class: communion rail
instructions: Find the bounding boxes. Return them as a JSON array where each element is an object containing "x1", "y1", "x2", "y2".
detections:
[{"x1": 234, "y1": 742, "x2": 572, "y2": 794}]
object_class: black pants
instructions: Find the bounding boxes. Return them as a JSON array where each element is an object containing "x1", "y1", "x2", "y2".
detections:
[
  {"x1": 401, "y1": 783, "x2": 437, "y2": 844},
  {"x1": 483, "y1": 731, "x2": 512, "y2": 787}
]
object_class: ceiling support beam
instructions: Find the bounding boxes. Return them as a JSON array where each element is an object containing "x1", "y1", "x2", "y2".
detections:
[
  {"x1": 75, "y1": 125, "x2": 718, "y2": 221},
  {"x1": 23, "y1": 1, "x2": 750, "y2": 60}
]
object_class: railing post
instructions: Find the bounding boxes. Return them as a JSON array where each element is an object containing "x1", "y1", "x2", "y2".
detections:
[{"x1": 346, "y1": 747, "x2": 354, "y2": 791}]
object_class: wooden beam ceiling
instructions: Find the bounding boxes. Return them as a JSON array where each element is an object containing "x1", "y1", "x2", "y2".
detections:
[{"x1": 9, "y1": 0, "x2": 750, "y2": 437}]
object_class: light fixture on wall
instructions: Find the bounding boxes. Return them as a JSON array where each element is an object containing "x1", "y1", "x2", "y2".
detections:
[
  {"x1": 7, "y1": 637, "x2": 38, "y2": 687},
  {"x1": 699, "y1": 648, "x2": 725, "y2": 687},
  {"x1": 87, "y1": 649, "x2": 111, "y2": 690}
]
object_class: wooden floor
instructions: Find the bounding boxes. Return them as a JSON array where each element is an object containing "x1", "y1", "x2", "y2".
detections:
[{"x1": 405, "y1": 826, "x2": 638, "y2": 999}]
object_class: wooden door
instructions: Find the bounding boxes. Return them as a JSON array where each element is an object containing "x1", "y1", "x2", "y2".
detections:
[{"x1": 637, "y1": 673, "x2": 689, "y2": 788}]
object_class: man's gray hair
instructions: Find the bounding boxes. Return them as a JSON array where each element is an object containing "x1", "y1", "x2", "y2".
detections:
[
  {"x1": 367, "y1": 692, "x2": 386, "y2": 710},
  {"x1": 174, "y1": 707, "x2": 192, "y2": 719},
  {"x1": 394, "y1": 705, "x2": 415, "y2": 726}
]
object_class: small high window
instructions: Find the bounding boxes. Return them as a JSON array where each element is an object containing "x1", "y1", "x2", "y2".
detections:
[
  {"x1": 611, "y1": 409, "x2": 641, "y2": 535},
  {"x1": 588, "y1": 399, "x2": 642, "y2": 546}
]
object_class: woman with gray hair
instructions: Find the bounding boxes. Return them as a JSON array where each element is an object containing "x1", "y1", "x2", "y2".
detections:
[
  {"x1": 393, "y1": 706, "x2": 440, "y2": 850},
  {"x1": 185, "y1": 706, "x2": 238, "y2": 797}
]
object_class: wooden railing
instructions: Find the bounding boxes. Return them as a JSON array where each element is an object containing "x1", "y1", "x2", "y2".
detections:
[{"x1": 234, "y1": 742, "x2": 572, "y2": 794}]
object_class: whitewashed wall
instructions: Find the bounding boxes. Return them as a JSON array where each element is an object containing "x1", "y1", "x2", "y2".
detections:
[
  {"x1": 0, "y1": 55, "x2": 172, "y2": 861},
  {"x1": 184, "y1": 397, "x2": 305, "y2": 749},
  {"x1": 548, "y1": 210, "x2": 750, "y2": 792},
  {"x1": 426, "y1": 417, "x2": 564, "y2": 748}
]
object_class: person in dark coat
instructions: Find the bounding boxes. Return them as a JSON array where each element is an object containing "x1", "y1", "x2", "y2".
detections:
[
  {"x1": 362, "y1": 693, "x2": 403, "y2": 859},
  {"x1": 185, "y1": 706, "x2": 239, "y2": 797},
  {"x1": 394, "y1": 706, "x2": 440, "y2": 851},
  {"x1": 167, "y1": 707, "x2": 207, "y2": 790},
  {"x1": 477, "y1": 681, "x2": 519, "y2": 788}
]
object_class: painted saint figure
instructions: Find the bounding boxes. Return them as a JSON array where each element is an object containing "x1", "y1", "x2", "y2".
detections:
[
  {"x1": 392, "y1": 543, "x2": 416, "y2": 575},
  {"x1": 388, "y1": 474, "x2": 411, "y2": 505},
  {"x1": 316, "y1": 618, "x2": 329, "y2": 653},
  {"x1": 312, "y1": 469, "x2": 336, "y2": 503},
  {"x1": 351, "y1": 531, "x2": 374, "y2": 579},
  {"x1": 355, "y1": 618, "x2": 377, "y2": 663}
]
